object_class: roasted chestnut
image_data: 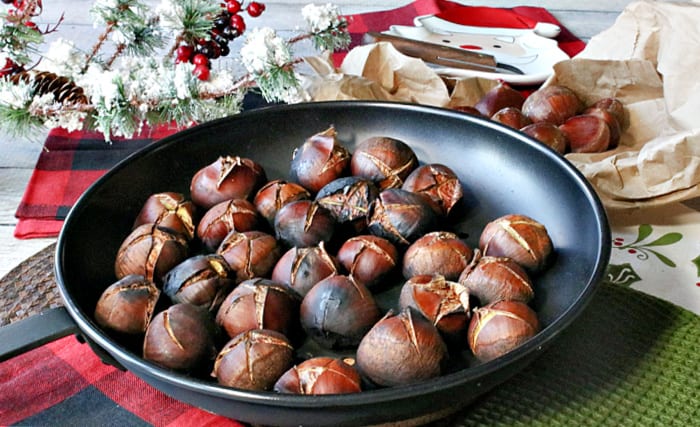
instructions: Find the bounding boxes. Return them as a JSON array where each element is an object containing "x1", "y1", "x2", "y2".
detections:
[
  {"x1": 520, "y1": 122, "x2": 568, "y2": 154},
  {"x1": 350, "y1": 136, "x2": 418, "y2": 189},
  {"x1": 491, "y1": 107, "x2": 532, "y2": 129},
  {"x1": 367, "y1": 188, "x2": 438, "y2": 246},
  {"x1": 143, "y1": 303, "x2": 218, "y2": 372},
  {"x1": 271, "y1": 242, "x2": 338, "y2": 297},
  {"x1": 162, "y1": 254, "x2": 234, "y2": 311},
  {"x1": 458, "y1": 251, "x2": 534, "y2": 305},
  {"x1": 215, "y1": 278, "x2": 301, "y2": 339},
  {"x1": 315, "y1": 176, "x2": 378, "y2": 227},
  {"x1": 336, "y1": 234, "x2": 398, "y2": 290},
  {"x1": 582, "y1": 106, "x2": 621, "y2": 148},
  {"x1": 356, "y1": 308, "x2": 447, "y2": 387},
  {"x1": 114, "y1": 223, "x2": 189, "y2": 283},
  {"x1": 254, "y1": 179, "x2": 311, "y2": 226},
  {"x1": 133, "y1": 192, "x2": 197, "y2": 240},
  {"x1": 559, "y1": 114, "x2": 610, "y2": 153},
  {"x1": 402, "y1": 231, "x2": 472, "y2": 281},
  {"x1": 401, "y1": 163, "x2": 463, "y2": 216},
  {"x1": 196, "y1": 198, "x2": 261, "y2": 252},
  {"x1": 479, "y1": 214, "x2": 553, "y2": 272},
  {"x1": 468, "y1": 300, "x2": 540, "y2": 362},
  {"x1": 522, "y1": 85, "x2": 582, "y2": 125},
  {"x1": 475, "y1": 81, "x2": 526, "y2": 118},
  {"x1": 190, "y1": 155, "x2": 267, "y2": 209},
  {"x1": 212, "y1": 329, "x2": 294, "y2": 391},
  {"x1": 94, "y1": 274, "x2": 160, "y2": 335},
  {"x1": 216, "y1": 230, "x2": 281, "y2": 283},
  {"x1": 274, "y1": 200, "x2": 336, "y2": 248},
  {"x1": 273, "y1": 357, "x2": 362, "y2": 395},
  {"x1": 300, "y1": 275, "x2": 381, "y2": 349},
  {"x1": 289, "y1": 126, "x2": 351, "y2": 193}
]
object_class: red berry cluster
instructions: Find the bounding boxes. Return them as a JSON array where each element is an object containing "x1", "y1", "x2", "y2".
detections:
[
  {"x1": 1, "y1": 0, "x2": 43, "y2": 77},
  {"x1": 175, "y1": 1, "x2": 266, "y2": 81}
]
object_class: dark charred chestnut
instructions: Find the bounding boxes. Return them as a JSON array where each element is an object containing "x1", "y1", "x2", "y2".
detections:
[
  {"x1": 479, "y1": 214, "x2": 553, "y2": 273},
  {"x1": 522, "y1": 85, "x2": 582, "y2": 125},
  {"x1": 367, "y1": 188, "x2": 438, "y2": 246},
  {"x1": 254, "y1": 179, "x2": 311, "y2": 226},
  {"x1": 401, "y1": 164, "x2": 463, "y2": 216},
  {"x1": 398, "y1": 274, "x2": 470, "y2": 342},
  {"x1": 475, "y1": 81, "x2": 526, "y2": 117},
  {"x1": 336, "y1": 234, "x2": 398, "y2": 290},
  {"x1": 491, "y1": 107, "x2": 532, "y2": 129},
  {"x1": 212, "y1": 329, "x2": 294, "y2": 391},
  {"x1": 196, "y1": 198, "x2": 261, "y2": 252},
  {"x1": 143, "y1": 303, "x2": 218, "y2": 372},
  {"x1": 94, "y1": 274, "x2": 160, "y2": 335},
  {"x1": 356, "y1": 308, "x2": 447, "y2": 387},
  {"x1": 133, "y1": 192, "x2": 197, "y2": 240},
  {"x1": 350, "y1": 136, "x2": 418, "y2": 189},
  {"x1": 300, "y1": 275, "x2": 381, "y2": 349},
  {"x1": 114, "y1": 223, "x2": 189, "y2": 284},
  {"x1": 271, "y1": 242, "x2": 338, "y2": 297},
  {"x1": 459, "y1": 251, "x2": 534, "y2": 305},
  {"x1": 162, "y1": 254, "x2": 235, "y2": 311},
  {"x1": 520, "y1": 122, "x2": 568, "y2": 154},
  {"x1": 274, "y1": 357, "x2": 362, "y2": 395},
  {"x1": 215, "y1": 278, "x2": 301, "y2": 339},
  {"x1": 402, "y1": 231, "x2": 473, "y2": 281},
  {"x1": 582, "y1": 106, "x2": 621, "y2": 148},
  {"x1": 190, "y1": 155, "x2": 267, "y2": 209},
  {"x1": 274, "y1": 200, "x2": 335, "y2": 248},
  {"x1": 216, "y1": 230, "x2": 281, "y2": 283},
  {"x1": 315, "y1": 176, "x2": 378, "y2": 226},
  {"x1": 289, "y1": 126, "x2": 351, "y2": 193},
  {"x1": 559, "y1": 114, "x2": 610, "y2": 153},
  {"x1": 468, "y1": 300, "x2": 540, "y2": 362}
]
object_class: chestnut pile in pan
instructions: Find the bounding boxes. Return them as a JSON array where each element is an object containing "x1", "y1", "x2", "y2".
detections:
[
  {"x1": 454, "y1": 81, "x2": 626, "y2": 154},
  {"x1": 95, "y1": 126, "x2": 553, "y2": 394}
]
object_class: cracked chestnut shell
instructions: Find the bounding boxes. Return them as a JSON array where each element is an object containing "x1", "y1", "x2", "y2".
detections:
[
  {"x1": 289, "y1": 126, "x2": 351, "y2": 193},
  {"x1": 215, "y1": 278, "x2": 301, "y2": 339},
  {"x1": 133, "y1": 192, "x2": 197, "y2": 240},
  {"x1": 114, "y1": 223, "x2": 189, "y2": 284},
  {"x1": 300, "y1": 275, "x2": 381, "y2": 349},
  {"x1": 336, "y1": 234, "x2": 398, "y2": 290},
  {"x1": 274, "y1": 357, "x2": 362, "y2": 395},
  {"x1": 402, "y1": 231, "x2": 473, "y2": 281},
  {"x1": 190, "y1": 155, "x2": 267, "y2": 209},
  {"x1": 315, "y1": 176, "x2": 378, "y2": 227},
  {"x1": 162, "y1": 254, "x2": 234, "y2": 312},
  {"x1": 212, "y1": 329, "x2": 294, "y2": 391},
  {"x1": 143, "y1": 303, "x2": 218, "y2": 372},
  {"x1": 94, "y1": 274, "x2": 160, "y2": 335},
  {"x1": 254, "y1": 179, "x2": 311, "y2": 226},
  {"x1": 274, "y1": 200, "x2": 335, "y2": 248},
  {"x1": 401, "y1": 164, "x2": 463, "y2": 216},
  {"x1": 468, "y1": 300, "x2": 540, "y2": 362},
  {"x1": 367, "y1": 188, "x2": 438, "y2": 246},
  {"x1": 216, "y1": 230, "x2": 281, "y2": 283},
  {"x1": 475, "y1": 81, "x2": 526, "y2": 117},
  {"x1": 350, "y1": 136, "x2": 418, "y2": 189},
  {"x1": 479, "y1": 214, "x2": 553, "y2": 273},
  {"x1": 356, "y1": 308, "x2": 447, "y2": 387},
  {"x1": 459, "y1": 251, "x2": 534, "y2": 305},
  {"x1": 197, "y1": 198, "x2": 261, "y2": 252},
  {"x1": 271, "y1": 242, "x2": 338, "y2": 297},
  {"x1": 522, "y1": 85, "x2": 582, "y2": 125}
]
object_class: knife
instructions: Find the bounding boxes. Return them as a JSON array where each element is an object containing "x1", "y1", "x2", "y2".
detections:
[{"x1": 362, "y1": 32, "x2": 524, "y2": 75}]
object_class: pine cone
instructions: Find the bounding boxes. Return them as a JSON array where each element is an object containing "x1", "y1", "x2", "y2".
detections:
[{"x1": 11, "y1": 70, "x2": 89, "y2": 105}]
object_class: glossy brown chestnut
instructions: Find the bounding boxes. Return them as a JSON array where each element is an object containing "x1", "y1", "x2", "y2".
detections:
[
  {"x1": 452, "y1": 105, "x2": 483, "y2": 116},
  {"x1": 212, "y1": 329, "x2": 294, "y2": 391},
  {"x1": 458, "y1": 251, "x2": 534, "y2": 305},
  {"x1": 398, "y1": 274, "x2": 470, "y2": 342},
  {"x1": 401, "y1": 163, "x2": 463, "y2": 216},
  {"x1": 253, "y1": 179, "x2": 311, "y2": 226},
  {"x1": 491, "y1": 107, "x2": 532, "y2": 130},
  {"x1": 289, "y1": 126, "x2": 351, "y2": 193},
  {"x1": 315, "y1": 176, "x2": 378, "y2": 226},
  {"x1": 559, "y1": 114, "x2": 610, "y2": 153},
  {"x1": 356, "y1": 308, "x2": 447, "y2": 387},
  {"x1": 274, "y1": 200, "x2": 335, "y2": 248},
  {"x1": 468, "y1": 300, "x2": 540, "y2": 362},
  {"x1": 475, "y1": 81, "x2": 526, "y2": 118},
  {"x1": 520, "y1": 122, "x2": 568, "y2": 154},
  {"x1": 336, "y1": 234, "x2": 398, "y2": 290},
  {"x1": 300, "y1": 275, "x2": 381, "y2": 349},
  {"x1": 273, "y1": 357, "x2": 362, "y2": 395},
  {"x1": 402, "y1": 231, "x2": 473, "y2": 281},
  {"x1": 522, "y1": 85, "x2": 582, "y2": 125},
  {"x1": 162, "y1": 254, "x2": 235, "y2": 312},
  {"x1": 367, "y1": 188, "x2": 438, "y2": 246},
  {"x1": 114, "y1": 223, "x2": 189, "y2": 284},
  {"x1": 216, "y1": 230, "x2": 281, "y2": 283},
  {"x1": 582, "y1": 106, "x2": 621, "y2": 148},
  {"x1": 94, "y1": 274, "x2": 160, "y2": 335},
  {"x1": 350, "y1": 136, "x2": 418, "y2": 189},
  {"x1": 271, "y1": 242, "x2": 338, "y2": 297},
  {"x1": 133, "y1": 192, "x2": 197, "y2": 240},
  {"x1": 215, "y1": 278, "x2": 301, "y2": 339},
  {"x1": 591, "y1": 97, "x2": 626, "y2": 129},
  {"x1": 196, "y1": 198, "x2": 261, "y2": 252},
  {"x1": 190, "y1": 155, "x2": 267, "y2": 209},
  {"x1": 479, "y1": 214, "x2": 553, "y2": 273},
  {"x1": 143, "y1": 303, "x2": 218, "y2": 372}
]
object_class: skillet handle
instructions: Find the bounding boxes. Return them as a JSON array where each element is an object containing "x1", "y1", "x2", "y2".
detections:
[{"x1": 0, "y1": 306, "x2": 79, "y2": 361}]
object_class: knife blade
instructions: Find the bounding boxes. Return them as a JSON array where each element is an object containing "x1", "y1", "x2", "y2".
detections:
[{"x1": 362, "y1": 32, "x2": 524, "y2": 75}]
